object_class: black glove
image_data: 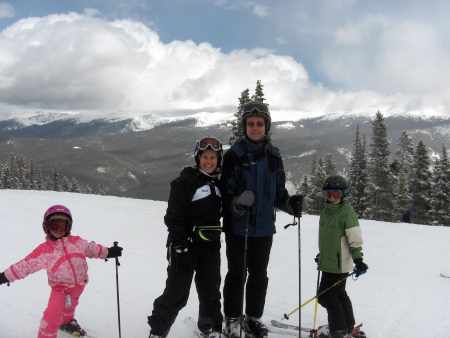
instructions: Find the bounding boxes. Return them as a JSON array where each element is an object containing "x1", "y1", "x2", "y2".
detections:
[
  {"x1": 353, "y1": 258, "x2": 368, "y2": 277},
  {"x1": 107, "y1": 245, "x2": 123, "y2": 258},
  {"x1": 288, "y1": 194, "x2": 303, "y2": 217},
  {"x1": 232, "y1": 190, "x2": 255, "y2": 216},
  {"x1": 0, "y1": 272, "x2": 9, "y2": 285},
  {"x1": 169, "y1": 240, "x2": 192, "y2": 271}
]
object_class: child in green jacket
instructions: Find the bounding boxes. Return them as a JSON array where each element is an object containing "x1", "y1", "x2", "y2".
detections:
[{"x1": 316, "y1": 176, "x2": 368, "y2": 338}]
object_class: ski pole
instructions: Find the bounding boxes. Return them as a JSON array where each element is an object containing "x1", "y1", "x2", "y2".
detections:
[
  {"x1": 284, "y1": 194, "x2": 304, "y2": 338},
  {"x1": 240, "y1": 208, "x2": 250, "y2": 338},
  {"x1": 312, "y1": 269, "x2": 321, "y2": 332},
  {"x1": 283, "y1": 272, "x2": 355, "y2": 320},
  {"x1": 297, "y1": 216, "x2": 301, "y2": 338},
  {"x1": 113, "y1": 241, "x2": 122, "y2": 338}
]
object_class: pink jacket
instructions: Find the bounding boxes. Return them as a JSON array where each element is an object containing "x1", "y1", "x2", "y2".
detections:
[{"x1": 4, "y1": 235, "x2": 109, "y2": 287}]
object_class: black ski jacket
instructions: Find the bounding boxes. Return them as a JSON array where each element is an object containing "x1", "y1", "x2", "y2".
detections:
[{"x1": 164, "y1": 166, "x2": 222, "y2": 245}]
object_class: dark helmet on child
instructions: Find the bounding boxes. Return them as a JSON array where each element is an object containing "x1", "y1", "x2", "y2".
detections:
[
  {"x1": 322, "y1": 175, "x2": 350, "y2": 197},
  {"x1": 240, "y1": 101, "x2": 271, "y2": 136},
  {"x1": 193, "y1": 136, "x2": 223, "y2": 172},
  {"x1": 42, "y1": 204, "x2": 73, "y2": 236}
]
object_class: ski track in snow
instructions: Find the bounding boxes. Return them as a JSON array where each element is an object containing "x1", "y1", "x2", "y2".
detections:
[{"x1": 0, "y1": 190, "x2": 449, "y2": 338}]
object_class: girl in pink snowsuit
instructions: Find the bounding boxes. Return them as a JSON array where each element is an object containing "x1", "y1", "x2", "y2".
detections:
[{"x1": 0, "y1": 204, "x2": 123, "y2": 338}]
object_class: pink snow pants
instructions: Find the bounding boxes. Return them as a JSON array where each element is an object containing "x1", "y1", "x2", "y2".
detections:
[{"x1": 38, "y1": 284, "x2": 85, "y2": 338}]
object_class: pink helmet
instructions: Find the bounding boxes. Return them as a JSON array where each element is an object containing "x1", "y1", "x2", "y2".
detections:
[{"x1": 43, "y1": 205, "x2": 73, "y2": 235}]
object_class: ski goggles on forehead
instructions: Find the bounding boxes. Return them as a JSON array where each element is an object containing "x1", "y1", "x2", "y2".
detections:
[
  {"x1": 197, "y1": 137, "x2": 222, "y2": 152},
  {"x1": 242, "y1": 102, "x2": 268, "y2": 114},
  {"x1": 324, "y1": 190, "x2": 342, "y2": 199}
]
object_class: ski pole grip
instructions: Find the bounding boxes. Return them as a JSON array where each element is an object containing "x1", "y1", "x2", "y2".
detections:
[
  {"x1": 283, "y1": 313, "x2": 290, "y2": 320},
  {"x1": 113, "y1": 241, "x2": 121, "y2": 266}
]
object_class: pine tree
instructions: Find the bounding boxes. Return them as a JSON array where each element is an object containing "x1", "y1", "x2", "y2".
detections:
[
  {"x1": 299, "y1": 176, "x2": 312, "y2": 213},
  {"x1": 366, "y1": 111, "x2": 394, "y2": 221},
  {"x1": 395, "y1": 131, "x2": 415, "y2": 221},
  {"x1": 252, "y1": 80, "x2": 265, "y2": 103},
  {"x1": 410, "y1": 140, "x2": 433, "y2": 225},
  {"x1": 431, "y1": 145, "x2": 450, "y2": 226},
  {"x1": 349, "y1": 125, "x2": 368, "y2": 217},
  {"x1": 229, "y1": 89, "x2": 251, "y2": 145},
  {"x1": 324, "y1": 154, "x2": 337, "y2": 176},
  {"x1": 309, "y1": 157, "x2": 327, "y2": 214}
]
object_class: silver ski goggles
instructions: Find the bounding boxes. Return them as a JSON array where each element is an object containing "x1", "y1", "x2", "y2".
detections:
[
  {"x1": 197, "y1": 137, "x2": 223, "y2": 152},
  {"x1": 241, "y1": 102, "x2": 269, "y2": 114}
]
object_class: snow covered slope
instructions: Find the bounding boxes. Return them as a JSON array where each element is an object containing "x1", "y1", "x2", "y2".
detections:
[{"x1": 0, "y1": 190, "x2": 449, "y2": 338}]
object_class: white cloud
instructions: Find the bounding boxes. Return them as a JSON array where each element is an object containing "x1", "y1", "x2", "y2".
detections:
[
  {"x1": 323, "y1": 16, "x2": 450, "y2": 97},
  {"x1": 0, "y1": 12, "x2": 449, "y2": 120},
  {"x1": 0, "y1": 2, "x2": 14, "y2": 19},
  {"x1": 83, "y1": 8, "x2": 101, "y2": 17},
  {"x1": 247, "y1": 2, "x2": 270, "y2": 18},
  {"x1": 211, "y1": 0, "x2": 270, "y2": 18}
]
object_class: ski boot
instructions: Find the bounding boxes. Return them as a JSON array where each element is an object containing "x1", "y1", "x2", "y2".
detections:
[
  {"x1": 243, "y1": 316, "x2": 268, "y2": 338},
  {"x1": 314, "y1": 325, "x2": 330, "y2": 338},
  {"x1": 199, "y1": 328, "x2": 222, "y2": 337},
  {"x1": 59, "y1": 318, "x2": 87, "y2": 336},
  {"x1": 223, "y1": 317, "x2": 241, "y2": 338},
  {"x1": 350, "y1": 324, "x2": 366, "y2": 338}
]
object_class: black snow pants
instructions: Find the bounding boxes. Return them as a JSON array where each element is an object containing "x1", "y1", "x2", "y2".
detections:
[
  {"x1": 223, "y1": 234, "x2": 273, "y2": 319},
  {"x1": 148, "y1": 242, "x2": 223, "y2": 336},
  {"x1": 317, "y1": 272, "x2": 355, "y2": 334}
]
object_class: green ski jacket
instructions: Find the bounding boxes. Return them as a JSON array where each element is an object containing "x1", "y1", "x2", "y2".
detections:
[{"x1": 318, "y1": 201, "x2": 363, "y2": 273}]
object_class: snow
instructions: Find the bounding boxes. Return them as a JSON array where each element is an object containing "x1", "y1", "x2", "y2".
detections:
[
  {"x1": 287, "y1": 150, "x2": 317, "y2": 159},
  {"x1": 96, "y1": 167, "x2": 107, "y2": 174},
  {"x1": 0, "y1": 190, "x2": 449, "y2": 338},
  {"x1": 276, "y1": 122, "x2": 296, "y2": 130}
]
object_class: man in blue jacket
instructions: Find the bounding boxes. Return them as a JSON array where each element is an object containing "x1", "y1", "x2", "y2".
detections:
[{"x1": 221, "y1": 102, "x2": 302, "y2": 338}]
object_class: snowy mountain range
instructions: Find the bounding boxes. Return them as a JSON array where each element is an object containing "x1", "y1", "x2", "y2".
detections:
[
  {"x1": 0, "y1": 190, "x2": 449, "y2": 338},
  {"x1": 1, "y1": 111, "x2": 450, "y2": 200}
]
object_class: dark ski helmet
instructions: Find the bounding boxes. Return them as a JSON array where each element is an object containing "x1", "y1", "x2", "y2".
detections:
[
  {"x1": 194, "y1": 137, "x2": 223, "y2": 173},
  {"x1": 43, "y1": 204, "x2": 73, "y2": 236},
  {"x1": 240, "y1": 101, "x2": 271, "y2": 136},
  {"x1": 322, "y1": 175, "x2": 349, "y2": 197}
]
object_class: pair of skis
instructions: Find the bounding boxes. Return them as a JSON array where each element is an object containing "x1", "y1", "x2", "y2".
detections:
[{"x1": 269, "y1": 320, "x2": 327, "y2": 337}]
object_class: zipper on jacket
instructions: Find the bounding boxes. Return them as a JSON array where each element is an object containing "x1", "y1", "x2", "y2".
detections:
[{"x1": 62, "y1": 238, "x2": 79, "y2": 285}]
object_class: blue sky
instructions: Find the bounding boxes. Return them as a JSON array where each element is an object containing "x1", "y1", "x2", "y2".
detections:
[{"x1": 1, "y1": 0, "x2": 450, "y2": 119}]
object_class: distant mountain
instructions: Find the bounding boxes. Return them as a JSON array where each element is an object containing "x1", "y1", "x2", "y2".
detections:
[{"x1": 1, "y1": 112, "x2": 449, "y2": 200}]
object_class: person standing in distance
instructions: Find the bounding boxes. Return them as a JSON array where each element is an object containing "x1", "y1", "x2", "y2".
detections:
[{"x1": 220, "y1": 102, "x2": 303, "y2": 338}]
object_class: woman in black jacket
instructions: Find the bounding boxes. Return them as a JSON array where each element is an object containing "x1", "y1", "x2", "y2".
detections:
[{"x1": 148, "y1": 137, "x2": 224, "y2": 338}]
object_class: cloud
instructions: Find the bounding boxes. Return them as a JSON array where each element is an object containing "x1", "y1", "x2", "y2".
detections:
[
  {"x1": 0, "y1": 13, "x2": 307, "y2": 114},
  {"x1": 0, "y1": 11, "x2": 449, "y2": 120},
  {"x1": 271, "y1": 2, "x2": 450, "y2": 101},
  {"x1": 323, "y1": 15, "x2": 450, "y2": 97},
  {"x1": 83, "y1": 8, "x2": 101, "y2": 17},
  {"x1": 211, "y1": 0, "x2": 270, "y2": 18},
  {"x1": 0, "y1": 2, "x2": 14, "y2": 19}
]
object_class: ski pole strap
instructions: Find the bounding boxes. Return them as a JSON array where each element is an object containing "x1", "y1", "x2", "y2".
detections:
[
  {"x1": 284, "y1": 216, "x2": 298, "y2": 229},
  {"x1": 283, "y1": 272, "x2": 355, "y2": 319}
]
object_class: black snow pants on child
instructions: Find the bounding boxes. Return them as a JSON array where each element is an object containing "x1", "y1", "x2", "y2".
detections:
[
  {"x1": 317, "y1": 272, "x2": 355, "y2": 334},
  {"x1": 148, "y1": 242, "x2": 223, "y2": 337}
]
